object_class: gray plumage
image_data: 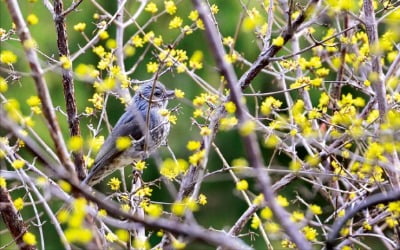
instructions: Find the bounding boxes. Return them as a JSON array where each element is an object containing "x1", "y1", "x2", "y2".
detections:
[{"x1": 84, "y1": 81, "x2": 175, "y2": 186}]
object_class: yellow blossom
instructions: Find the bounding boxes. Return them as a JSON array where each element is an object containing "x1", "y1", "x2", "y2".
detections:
[
  {"x1": 290, "y1": 211, "x2": 305, "y2": 222},
  {"x1": 172, "y1": 239, "x2": 186, "y2": 249},
  {"x1": 65, "y1": 228, "x2": 92, "y2": 244},
  {"x1": 188, "y1": 10, "x2": 199, "y2": 21},
  {"x1": 107, "y1": 177, "x2": 121, "y2": 191},
  {"x1": 144, "y1": 203, "x2": 163, "y2": 217},
  {"x1": 0, "y1": 50, "x2": 18, "y2": 64},
  {"x1": 239, "y1": 120, "x2": 256, "y2": 136},
  {"x1": 147, "y1": 62, "x2": 159, "y2": 73},
  {"x1": 14, "y1": 197, "x2": 24, "y2": 210},
  {"x1": 134, "y1": 161, "x2": 147, "y2": 171},
  {"x1": 200, "y1": 127, "x2": 211, "y2": 136},
  {"x1": 116, "y1": 136, "x2": 131, "y2": 150},
  {"x1": 105, "y1": 232, "x2": 118, "y2": 242},
  {"x1": 224, "y1": 101, "x2": 236, "y2": 113},
  {"x1": 116, "y1": 229, "x2": 129, "y2": 241},
  {"x1": 0, "y1": 177, "x2": 6, "y2": 188},
  {"x1": 145, "y1": 2, "x2": 158, "y2": 13},
  {"x1": 27, "y1": 14, "x2": 39, "y2": 25},
  {"x1": 73, "y1": 22, "x2": 86, "y2": 32},
  {"x1": 236, "y1": 179, "x2": 249, "y2": 191},
  {"x1": 164, "y1": 1, "x2": 177, "y2": 15},
  {"x1": 60, "y1": 55, "x2": 72, "y2": 69},
  {"x1": 265, "y1": 222, "x2": 281, "y2": 233},
  {"x1": 23, "y1": 232, "x2": 37, "y2": 246},
  {"x1": 261, "y1": 207, "x2": 273, "y2": 219},
  {"x1": 276, "y1": 195, "x2": 289, "y2": 207},
  {"x1": 12, "y1": 159, "x2": 25, "y2": 169},
  {"x1": 198, "y1": 193, "x2": 207, "y2": 205},
  {"x1": 0, "y1": 77, "x2": 8, "y2": 92},
  {"x1": 68, "y1": 136, "x2": 83, "y2": 151},
  {"x1": 174, "y1": 88, "x2": 185, "y2": 98},
  {"x1": 57, "y1": 209, "x2": 70, "y2": 223},
  {"x1": 251, "y1": 215, "x2": 261, "y2": 229},
  {"x1": 310, "y1": 204, "x2": 322, "y2": 215},
  {"x1": 188, "y1": 150, "x2": 205, "y2": 165},
  {"x1": 272, "y1": 36, "x2": 285, "y2": 47},
  {"x1": 169, "y1": 16, "x2": 183, "y2": 29},
  {"x1": 302, "y1": 226, "x2": 318, "y2": 241},
  {"x1": 160, "y1": 158, "x2": 189, "y2": 180},
  {"x1": 186, "y1": 140, "x2": 201, "y2": 151},
  {"x1": 58, "y1": 180, "x2": 72, "y2": 193}
]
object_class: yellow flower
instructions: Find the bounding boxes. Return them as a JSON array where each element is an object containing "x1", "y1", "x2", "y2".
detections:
[
  {"x1": 145, "y1": 2, "x2": 158, "y2": 13},
  {"x1": 239, "y1": 120, "x2": 256, "y2": 136},
  {"x1": 98, "y1": 30, "x2": 109, "y2": 40},
  {"x1": 60, "y1": 55, "x2": 72, "y2": 69},
  {"x1": 146, "y1": 61, "x2": 159, "y2": 73},
  {"x1": 12, "y1": 159, "x2": 25, "y2": 169},
  {"x1": 236, "y1": 179, "x2": 249, "y2": 191},
  {"x1": 172, "y1": 239, "x2": 186, "y2": 249},
  {"x1": 302, "y1": 226, "x2": 318, "y2": 241},
  {"x1": 264, "y1": 134, "x2": 280, "y2": 148},
  {"x1": 171, "y1": 201, "x2": 185, "y2": 216},
  {"x1": 186, "y1": 140, "x2": 201, "y2": 151},
  {"x1": 198, "y1": 193, "x2": 207, "y2": 205},
  {"x1": 68, "y1": 136, "x2": 83, "y2": 151},
  {"x1": 188, "y1": 150, "x2": 205, "y2": 165},
  {"x1": 224, "y1": 101, "x2": 236, "y2": 113},
  {"x1": 164, "y1": 1, "x2": 177, "y2": 15},
  {"x1": 160, "y1": 158, "x2": 188, "y2": 180},
  {"x1": 260, "y1": 207, "x2": 273, "y2": 219},
  {"x1": 265, "y1": 222, "x2": 280, "y2": 233},
  {"x1": 0, "y1": 50, "x2": 18, "y2": 64},
  {"x1": 27, "y1": 14, "x2": 39, "y2": 25},
  {"x1": 174, "y1": 89, "x2": 185, "y2": 98},
  {"x1": 210, "y1": 4, "x2": 219, "y2": 14},
  {"x1": 73, "y1": 22, "x2": 86, "y2": 32},
  {"x1": 116, "y1": 136, "x2": 131, "y2": 150},
  {"x1": 134, "y1": 161, "x2": 147, "y2": 171},
  {"x1": 188, "y1": 10, "x2": 199, "y2": 21},
  {"x1": 57, "y1": 209, "x2": 70, "y2": 223},
  {"x1": 116, "y1": 229, "x2": 129, "y2": 241},
  {"x1": 23, "y1": 232, "x2": 37, "y2": 245},
  {"x1": 272, "y1": 36, "x2": 285, "y2": 47},
  {"x1": 169, "y1": 16, "x2": 183, "y2": 29},
  {"x1": 58, "y1": 180, "x2": 72, "y2": 193},
  {"x1": 200, "y1": 127, "x2": 211, "y2": 136},
  {"x1": 0, "y1": 77, "x2": 8, "y2": 93},
  {"x1": 13, "y1": 197, "x2": 24, "y2": 210},
  {"x1": 105, "y1": 232, "x2": 118, "y2": 242},
  {"x1": 251, "y1": 215, "x2": 260, "y2": 229},
  {"x1": 290, "y1": 211, "x2": 305, "y2": 222},
  {"x1": 107, "y1": 177, "x2": 121, "y2": 191},
  {"x1": 26, "y1": 96, "x2": 41, "y2": 106},
  {"x1": 310, "y1": 204, "x2": 322, "y2": 215},
  {"x1": 0, "y1": 177, "x2": 6, "y2": 188},
  {"x1": 276, "y1": 195, "x2": 289, "y2": 207},
  {"x1": 65, "y1": 228, "x2": 92, "y2": 243},
  {"x1": 144, "y1": 203, "x2": 163, "y2": 217}
]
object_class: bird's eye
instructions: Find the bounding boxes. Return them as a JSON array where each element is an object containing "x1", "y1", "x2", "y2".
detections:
[{"x1": 154, "y1": 90, "x2": 162, "y2": 97}]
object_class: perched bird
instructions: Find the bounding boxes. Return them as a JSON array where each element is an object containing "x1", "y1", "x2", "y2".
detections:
[{"x1": 84, "y1": 81, "x2": 175, "y2": 186}]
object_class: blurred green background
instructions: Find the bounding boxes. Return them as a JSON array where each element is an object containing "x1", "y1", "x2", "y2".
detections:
[{"x1": 0, "y1": 0, "x2": 389, "y2": 249}]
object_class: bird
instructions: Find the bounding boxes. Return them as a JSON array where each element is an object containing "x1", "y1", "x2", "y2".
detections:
[{"x1": 83, "y1": 81, "x2": 175, "y2": 186}]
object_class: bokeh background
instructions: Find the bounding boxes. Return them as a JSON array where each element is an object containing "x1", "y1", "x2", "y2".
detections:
[{"x1": 1, "y1": 0, "x2": 395, "y2": 249}]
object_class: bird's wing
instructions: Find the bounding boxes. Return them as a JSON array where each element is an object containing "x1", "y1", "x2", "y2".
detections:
[{"x1": 85, "y1": 110, "x2": 146, "y2": 184}]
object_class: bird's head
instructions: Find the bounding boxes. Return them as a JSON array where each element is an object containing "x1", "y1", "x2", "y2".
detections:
[{"x1": 133, "y1": 81, "x2": 175, "y2": 110}]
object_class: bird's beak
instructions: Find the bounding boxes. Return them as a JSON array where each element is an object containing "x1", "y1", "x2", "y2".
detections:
[{"x1": 165, "y1": 90, "x2": 175, "y2": 99}]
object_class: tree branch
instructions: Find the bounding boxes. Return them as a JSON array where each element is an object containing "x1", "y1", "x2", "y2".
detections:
[
  {"x1": 54, "y1": 0, "x2": 86, "y2": 180},
  {"x1": 192, "y1": 0, "x2": 311, "y2": 249},
  {"x1": 4, "y1": 0, "x2": 76, "y2": 178}
]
